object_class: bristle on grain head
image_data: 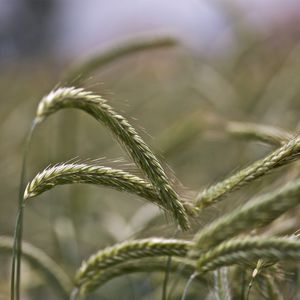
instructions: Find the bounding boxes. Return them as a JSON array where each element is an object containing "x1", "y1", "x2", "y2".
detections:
[
  {"x1": 74, "y1": 238, "x2": 192, "y2": 293},
  {"x1": 35, "y1": 87, "x2": 97, "y2": 122},
  {"x1": 24, "y1": 162, "x2": 161, "y2": 206},
  {"x1": 33, "y1": 87, "x2": 190, "y2": 229}
]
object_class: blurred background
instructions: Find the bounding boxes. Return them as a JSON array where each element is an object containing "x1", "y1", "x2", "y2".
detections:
[{"x1": 1, "y1": 0, "x2": 300, "y2": 299}]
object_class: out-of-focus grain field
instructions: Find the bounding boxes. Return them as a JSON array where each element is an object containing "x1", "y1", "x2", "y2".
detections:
[{"x1": 1, "y1": 1, "x2": 300, "y2": 299}]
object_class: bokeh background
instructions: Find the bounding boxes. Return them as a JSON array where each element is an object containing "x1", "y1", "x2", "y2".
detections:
[{"x1": 1, "y1": 0, "x2": 300, "y2": 299}]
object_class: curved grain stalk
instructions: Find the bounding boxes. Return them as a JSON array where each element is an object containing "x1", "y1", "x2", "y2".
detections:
[
  {"x1": 1, "y1": 236, "x2": 71, "y2": 299},
  {"x1": 191, "y1": 178, "x2": 300, "y2": 256},
  {"x1": 196, "y1": 236, "x2": 300, "y2": 274},
  {"x1": 157, "y1": 111, "x2": 292, "y2": 157},
  {"x1": 24, "y1": 162, "x2": 160, "y2": 204},
  {"x1": 73, "y1": 257, "x2": 200, "y2": 296},
  {"x1": 74, "y1": 238, "x2": 192, "y2": 289},
  {"x1": 196, "y1": 135, "x2": 300, "y2": 210},
  {"x1": 34, "y1": 87, "x2": 189, "y2": 229},
  {"x1": 225, "y1": 121, "x2": 293, "y2": 147},
  {"x1": 64, "y1": 35, "x2": 176, "y2": 84}
]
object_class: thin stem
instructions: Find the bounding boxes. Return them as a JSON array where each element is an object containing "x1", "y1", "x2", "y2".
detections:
[
  {"x1": 180, "y1": 272, "x2": 199, "y2": 300},
  {"x1": 214, "y1": 268, "x2": 231, "y2": 300},
  {"x1": 162, "y1": 228, "x2": 179, "y2": 300},
  {"x1": 162, "y1": 256, "x2": 172, "y2": 300},
  {"x1": 11, "y1": 120, "x2": 37, "y2": 300}
]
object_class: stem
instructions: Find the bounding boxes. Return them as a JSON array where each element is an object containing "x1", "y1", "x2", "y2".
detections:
[{"x1": 11, "y1": 120, "x2": 36, "y2": 300}]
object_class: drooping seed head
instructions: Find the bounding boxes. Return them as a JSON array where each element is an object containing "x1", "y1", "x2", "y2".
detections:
[
  {"x1": 74, "y1": 238, "x2": 192, "y2": 291},
  {"x1": 24, "y1": 162, "x2": 158, "y2": 204},
  {"x1": 33, "y1": 87, "x2": 190, "y2": 230},
  {"x1": 35, "y1": 87, "x2": 98, "y2": 123},
  {"x1": 195, "y1": 236, "x2": 300, "y2": 274},
  {"x1": 191, "y1": 177, "x2": 300, "y2": 256},
  {"x1": 196, "y1": 135, "x2": 300, "y2": 210}
]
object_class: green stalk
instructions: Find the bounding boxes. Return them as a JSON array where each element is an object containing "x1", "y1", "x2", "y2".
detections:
[{"x1": 11, "y1": 120, "x2": 37, "y2": 300}]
